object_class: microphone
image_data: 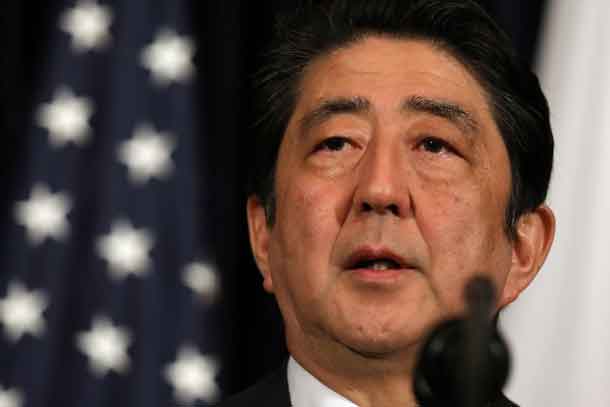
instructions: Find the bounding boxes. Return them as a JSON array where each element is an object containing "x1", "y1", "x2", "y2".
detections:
[{"x1": 413, "y1": 276, "x2": 510, "y2": 407}]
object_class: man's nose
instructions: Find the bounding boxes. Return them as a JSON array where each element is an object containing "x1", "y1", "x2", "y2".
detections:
[{"x1": 352, "y1": 141, "x2": 412, "y2": 219}]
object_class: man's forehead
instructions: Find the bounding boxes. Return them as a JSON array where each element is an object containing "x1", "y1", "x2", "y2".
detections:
[{"x1": 293, "y1": 37, "x2": 492, "y2": 123}]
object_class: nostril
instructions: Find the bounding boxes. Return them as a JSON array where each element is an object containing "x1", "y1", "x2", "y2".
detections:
[
  {"x1": 361, "y1": 202, "x2": 374, "y2": 212},
  {"x1": 387, "y1": 203, "x2": 399, "y2": 216},
  {"x1": 360, "y1": 201, "x2": 400, "y2": 216}
]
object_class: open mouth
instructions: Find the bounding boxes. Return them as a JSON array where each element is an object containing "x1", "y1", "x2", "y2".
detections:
[
  {"x1": 345, "y1": 248, "x2": 410, "y2": 272},
  {"x1": 351, "y1": 258, "x2": 402, "y2": 270},
  {"x1": 344, "y1": 247, "x2": 418, "y2": 284}
]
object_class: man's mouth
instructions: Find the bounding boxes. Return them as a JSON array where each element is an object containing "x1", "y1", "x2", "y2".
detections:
[
  {"x1": 351, "y1": 258, "x2": 401, "y2": 270},
  {"x1": 344, "y1": 247, "x2": 415, "y2": 277}
]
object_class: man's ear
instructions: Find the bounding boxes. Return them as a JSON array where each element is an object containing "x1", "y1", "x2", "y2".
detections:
[
  {"x1": 500, "y1": 204, "x2": 556, "y2": 307},
  {"x1": 246, "y1": 196, "x2": 274, "y2": 293}
]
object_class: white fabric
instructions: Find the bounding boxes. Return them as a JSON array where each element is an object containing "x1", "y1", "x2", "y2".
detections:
[
  {"x1": 287, "y1": 357, "x2": 359, "y2": 407},
  {"x1": 501, "y1": 1, "x2": 610, "y2": 406}
]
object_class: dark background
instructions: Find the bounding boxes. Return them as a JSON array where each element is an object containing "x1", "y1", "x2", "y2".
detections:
[{"x1": 1, "y1": 0, "x2": 547, "y2": 398}]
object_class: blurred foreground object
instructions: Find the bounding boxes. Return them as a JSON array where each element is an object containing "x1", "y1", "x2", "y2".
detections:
[{"x1": 415, "y1": 277, "x2": 510, "y2": 407}]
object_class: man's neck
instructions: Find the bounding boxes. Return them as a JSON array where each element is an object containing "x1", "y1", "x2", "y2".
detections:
[{"x1": 288, "y1": 334, "x2": 421, "y2": 407}]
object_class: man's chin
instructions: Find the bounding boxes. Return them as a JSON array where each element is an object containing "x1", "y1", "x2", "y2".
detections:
[{"x1": 336, "y1": 331, "x2": 418, "y2": 360}]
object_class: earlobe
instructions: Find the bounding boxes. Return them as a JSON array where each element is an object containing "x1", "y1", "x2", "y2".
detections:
[
  {"x1": 246, "y1": 196, "x2": 274, "y2": 293},
  {"x1": 501, "y1": 204, "x2": 556, "y2": 307}
]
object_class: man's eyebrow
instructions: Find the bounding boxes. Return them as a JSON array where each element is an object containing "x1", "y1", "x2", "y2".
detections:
[
  {"x1": 299, "y1": 96, "x2": 371, "y2": 130},
  {"x1": 402, "y1": 95, "x2": 480, "y2": 134}
]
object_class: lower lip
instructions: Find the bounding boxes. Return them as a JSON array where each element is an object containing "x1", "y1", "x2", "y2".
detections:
[{"x1": 348, "y1": 268, "x2": 412, "y2": 283}]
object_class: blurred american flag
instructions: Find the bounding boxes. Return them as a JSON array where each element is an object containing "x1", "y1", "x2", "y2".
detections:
[{"x1": 0, "y1": 1, "x2": 223, "y2": 406}]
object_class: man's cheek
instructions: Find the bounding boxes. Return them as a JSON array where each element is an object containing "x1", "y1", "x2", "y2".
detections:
[
  {"x1": 293, "y1": 178, "x2": 343, "y2": 232},
  {"x1": 412, "y1": 183, "x2": 472, "y2": 238}
]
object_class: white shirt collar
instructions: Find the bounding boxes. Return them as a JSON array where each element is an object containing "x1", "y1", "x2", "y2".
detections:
[{"x1": 287, "y1": 356, "x2": 359, "y2": 407}]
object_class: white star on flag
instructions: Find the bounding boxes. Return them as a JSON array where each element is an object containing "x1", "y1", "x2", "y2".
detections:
[
  {"x1": 118, "y1": 123, "x2": 175, "y2": 184},
  {"x1": 0, "y1": 282, "x2": 47, "y2": 343},
  {"x1": 60, "y1": 0, "x2": 113, "y2": 52},
  {"x1": 0, "y1": 386, "x2": 23, "y2": 407},
  {"x1": 164, "y1": 345, "x2": 220, "y2": 404},
  {"x1": 182, "y1": 262, "x2": 220, "y2": 303},
  {"x1": 140, "y1": 28, "x2": 195, "y2": 85},
  {"x1": 14, "y1": 183, "x2": 71, "y2": 245},
  {"x1": 96, "y1": 220, "x2": 154, "y2": 279},
  {"x1": 36, "y1": 87, "x2": 94, "y2": 147},
  {"x1": 76, "y1": 316, "x2": 131, "y2": 376}
]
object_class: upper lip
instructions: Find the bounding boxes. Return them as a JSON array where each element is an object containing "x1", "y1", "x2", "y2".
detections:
[{"x1": 344, "y1": 246, "x2": 411, "y2": 270}]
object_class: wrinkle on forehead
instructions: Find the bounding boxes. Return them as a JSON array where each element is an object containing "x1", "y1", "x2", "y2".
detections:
[{"x1": 293, "y1": 36, "x2": 497, "y2": 124}]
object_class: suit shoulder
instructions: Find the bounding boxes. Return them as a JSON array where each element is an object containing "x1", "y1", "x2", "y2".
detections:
[
  {"x1": 215, "y1": 366, "x2": 290, "y2": 407},
  {"x1": 492, "y1": 393, "x2": 519, "y2": 407}
]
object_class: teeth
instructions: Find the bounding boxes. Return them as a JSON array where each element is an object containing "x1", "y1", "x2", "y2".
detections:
[
  {"x1": 364, "y1": 259, "x2": 399, "y2": 270},
  {"x1": 372, "y1": 262, "x2": 390, "y2": 270},
  {"x1": 371, "y1": 260, "x2": 394, "y2": 270}
]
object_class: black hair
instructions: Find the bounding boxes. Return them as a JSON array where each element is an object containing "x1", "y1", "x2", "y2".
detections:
[{"x1": 249, "y1": 0, "x2": 553, "y2": 239}]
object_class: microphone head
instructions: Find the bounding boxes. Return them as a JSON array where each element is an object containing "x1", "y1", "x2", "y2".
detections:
[
  {"x1": 413, "y1": 276, "x2": 511, "y2": 407},
  {"x1": 465, "y1": 275, "x2": 496, "y2": 318}
]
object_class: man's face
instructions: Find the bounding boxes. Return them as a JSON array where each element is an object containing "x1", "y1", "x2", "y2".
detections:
[{"x1": 248, "y1": 37, "x2": 521, "y2": 358}]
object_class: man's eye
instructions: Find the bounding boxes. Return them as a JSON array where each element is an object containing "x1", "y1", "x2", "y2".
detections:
[
  {"x1": 419, "y1": 137, "x2": 453, "y2": 154},
  {"x1": 315, "y1": 137, "x2": 349, "y2": 152}
]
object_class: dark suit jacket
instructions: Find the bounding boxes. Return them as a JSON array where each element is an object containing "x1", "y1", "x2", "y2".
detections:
[
  {"x1": 217, "y1": 365, "x2": 290, "y2": 407},
  {"x1": 217, "y1": 364, "x2": 520, "y2": 407}
]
